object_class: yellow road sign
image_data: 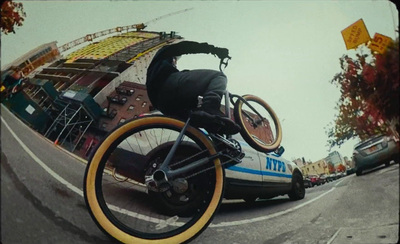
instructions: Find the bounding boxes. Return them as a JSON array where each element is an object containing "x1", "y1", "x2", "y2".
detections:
[
  {"x1": 369, "y1": 33, "x2": 393, "y2": 54},
  {"x1": 341, "y1": 19, "x2": 371, "y2": 50}
]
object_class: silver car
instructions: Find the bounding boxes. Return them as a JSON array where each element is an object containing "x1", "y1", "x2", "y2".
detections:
[{"x1": 353, "y1": 134, "x2": 399, "y2": 176}]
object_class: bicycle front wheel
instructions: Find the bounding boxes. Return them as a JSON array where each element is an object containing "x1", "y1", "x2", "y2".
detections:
[
  {"x1": 84, "y1": 116, "x2": 224, "y2": 244},
  {"x1": 234, "y1": 94, "x2": 282, "y2": 152}
]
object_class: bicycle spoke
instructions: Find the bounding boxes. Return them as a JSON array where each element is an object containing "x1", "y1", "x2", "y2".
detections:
[
  {"x1": 84, "y1": 117, "x2": 224, "y2": 243},
  {"x1": 234, "y1": 95, "x2": 282, "y2": 152}
]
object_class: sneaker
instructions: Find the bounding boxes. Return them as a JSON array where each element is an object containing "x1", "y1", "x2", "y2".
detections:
[{"x1": 190, "y1": 110, "x2": 241, "y2": 135}]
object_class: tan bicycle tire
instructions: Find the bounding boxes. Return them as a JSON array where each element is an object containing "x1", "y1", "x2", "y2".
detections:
[
  {"x1": 234, "y1": 94, "x2": 282, "y2": 152},
  {"x1": 84, "y1": 116, "x2": 224, "y2": 243}
]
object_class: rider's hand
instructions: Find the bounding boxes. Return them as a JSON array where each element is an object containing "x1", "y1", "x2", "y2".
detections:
[{"x1": 213, "y1": 47, "x2": 229, "y2": 59}]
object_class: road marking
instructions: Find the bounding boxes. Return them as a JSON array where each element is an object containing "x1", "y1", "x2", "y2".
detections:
[
  {"x1": 210, "y1": 182, "x2": 341, "y2": 227},
  {"x1": 1, "y1": 116, "x2": 84, "y2": 197},
  {"x1": 327, "y1": 227, "x2": 342, "y2": 244},
  {"x1": 2, "y1": 111, "x2": 343, "y2": 228}
]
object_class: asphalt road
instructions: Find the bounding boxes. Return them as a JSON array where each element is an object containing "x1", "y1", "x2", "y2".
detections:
[{"x1": 1, "y1": 105, "x2": 399, "y2": 244}]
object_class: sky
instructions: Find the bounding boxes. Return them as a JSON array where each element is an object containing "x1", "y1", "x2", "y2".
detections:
[{"x1": 1, "y1": 0, "x2": 398, "y2": 162}]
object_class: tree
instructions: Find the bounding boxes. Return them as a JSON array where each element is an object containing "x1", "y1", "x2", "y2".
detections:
[
  {"x1": 336, "y1": 164, "x2": 346, "y2": 173},
  {"x1": 327, "y1": 37, "x2": 399, "y2": 149},
  {"x1": 1, "y1": 1, "x2": 26, "y2": 35},
  {"x1": 328, "y1": 163, "x2": 335, "y2": 174}
]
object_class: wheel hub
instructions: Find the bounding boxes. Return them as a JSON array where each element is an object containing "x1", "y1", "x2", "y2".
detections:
[{"x1": 171, "y1": 178, "x2": 189, "y2": 194}]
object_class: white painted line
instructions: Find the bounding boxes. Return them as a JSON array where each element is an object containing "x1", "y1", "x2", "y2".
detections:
[
  {"x1": 1, "y1": 115, "x2": 178, "y2": 226},
  {"x1": 327, "y1": 227, "x2": 342, "y2": 244},
  {"x1": 210, "y1": 182, "x2": 341, "y2": 227},
  {"x1": 2, "y1": 111, "x2": 343, "y2": 228},
  {"x1": 1, "y1": 116, "x2": 84, "y2": 197}
]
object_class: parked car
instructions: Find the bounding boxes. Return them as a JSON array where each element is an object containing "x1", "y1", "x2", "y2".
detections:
[
  {"x1": 303, "y1": 177, "x2": 312, "y2": 188},
  {"x1": 308, "y1": 175, "x2": 322, "y2": 187},
  {"x1": 326, "y1": 174, "x2": 335, "y2": 182},
  {"x1": 346, "y1": 168, "x2": 356, "y2": 175},
  {"x1": 319, "y1": 174, "x2": 328, "y2": 184},
  {"x1": 353, "y1": 134, "x2": 400, "y2": 176}
]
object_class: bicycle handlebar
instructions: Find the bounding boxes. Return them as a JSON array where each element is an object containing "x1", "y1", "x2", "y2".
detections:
[{"x1": 219, "y1": 56, "x2": 231, "y2": 72}]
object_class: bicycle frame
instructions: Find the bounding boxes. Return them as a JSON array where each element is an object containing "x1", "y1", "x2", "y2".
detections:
[
  {"x1": 146, "y1": 57, "x2": 256, "y2": 190},
  {"x1": 146, "y1": 112, "x2": 225, "y2": 189},
  {"x1": 146, "y1": 91, "x2": 261, "y2": 190},
  {"x1": 84, "y1": 55, "x2": 284, "y2": 244}
]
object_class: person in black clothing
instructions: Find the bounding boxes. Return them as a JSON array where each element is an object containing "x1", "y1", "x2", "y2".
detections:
[
  {"x1": 2, "y1": 66, "x2": 25, "y2": 99},
  {"x1": 146, "y1": 40, "x2": 240, "y2": 135},
  {"x1": 3, "y1": 66, "x2": 24, "y2": 87}
]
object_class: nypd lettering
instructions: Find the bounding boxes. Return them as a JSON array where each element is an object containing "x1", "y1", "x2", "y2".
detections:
[{"x1": 266, "y1": 157, "x2": 286, "y2": 172}]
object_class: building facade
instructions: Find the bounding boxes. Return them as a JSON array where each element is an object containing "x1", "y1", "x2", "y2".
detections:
[
  {"x1": 2, "y1": 25, "x2": 276, "y2": 160},
  {"x1": 301, "y1": 159, "x2": 329, "y2": 177},
  {"x1": 292, "y1": 158, "x2": 305, "y2": 168},
  {"x1": 2, "y1": 28, "x2": 182, "y2": 159},
  {"x1": 325, "y1": 151, "x2": 344, "y2": 166},
  {"x1": 2, "y1": 42, "x2": 60, "y2": 77}
]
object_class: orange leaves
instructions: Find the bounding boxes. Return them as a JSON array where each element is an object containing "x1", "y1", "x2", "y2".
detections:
[
  {"x1": 1, "y1": 1, "x2": 26, "y2": 35},
  {"x1": 361, "y1": 64, "x2": 376, "y2": 85},
  {"x1": 336, "y1": 164, "x2": 346, "y2": 173},
  {"x1": 327, "y1": 38, "x2": 399, "y2": 148}
]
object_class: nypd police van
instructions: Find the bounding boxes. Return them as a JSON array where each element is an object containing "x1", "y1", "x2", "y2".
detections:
[
  {"x1": 224, "y1": 133, "x2": 305, "y2": 202},
  {"x1": 114, "y1": 112, "x2": 305, "y2": 215}
]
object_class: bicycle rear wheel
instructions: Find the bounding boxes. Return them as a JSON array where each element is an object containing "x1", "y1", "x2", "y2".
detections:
[
  {"x1": 84, "y1": 116, "x2": 224, "y2": 243},
  {"x1": 233, "y1": 94, "x2": 282, "y2": 152}
]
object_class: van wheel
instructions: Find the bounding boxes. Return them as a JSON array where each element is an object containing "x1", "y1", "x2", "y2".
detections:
[{"x1": 288, "y1": 172, "x2": 305, "y2": 200}]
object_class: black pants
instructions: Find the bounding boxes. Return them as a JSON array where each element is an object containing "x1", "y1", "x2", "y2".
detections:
[{"x1": 156, "y1": 69, "x2": 227, "y2": 118}]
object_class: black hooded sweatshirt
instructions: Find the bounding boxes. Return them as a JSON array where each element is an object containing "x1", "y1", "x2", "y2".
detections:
[{"x1": 146, "y1": 41, "x2": 215, "y2": 108}]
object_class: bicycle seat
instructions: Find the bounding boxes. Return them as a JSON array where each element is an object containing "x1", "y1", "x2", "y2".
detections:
[{"x1": 190, "y1": 110, "x2": 240, "y2": 135}]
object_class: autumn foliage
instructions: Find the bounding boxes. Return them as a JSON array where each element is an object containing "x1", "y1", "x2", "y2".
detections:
[
  {"x1": 328, "y1": 163, "x2": 336, "y2": 174},
  {"x1": 336, "y1": 164, "x2": 346, "y2": 173},
  {"x1": 1, "y1": 1, "x2": 26, "y2": 34},
  {"x1": 327, "y1": 37, "x2": 399, "y2": 149}
]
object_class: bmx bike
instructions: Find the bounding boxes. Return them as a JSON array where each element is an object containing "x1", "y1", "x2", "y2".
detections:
[{"x1": 83, "y1": 57, "x2": 282, "y2": 243}]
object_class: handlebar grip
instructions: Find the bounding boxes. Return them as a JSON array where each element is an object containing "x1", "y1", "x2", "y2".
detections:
[
  {"x1": 220, "y1": 56, "x2": 231, "y2": 65},
  {"x1": 219, "y1": 56, "x2": 231, "y2": 72}
]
